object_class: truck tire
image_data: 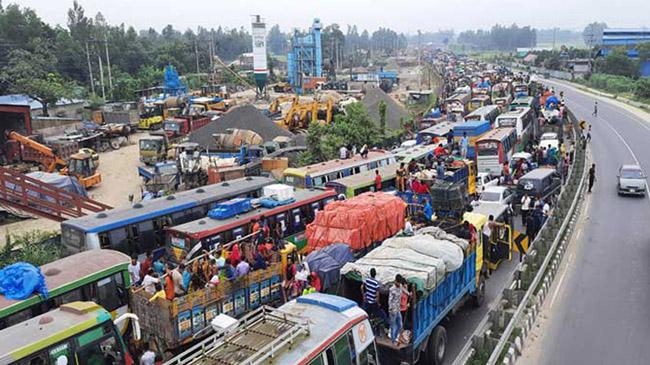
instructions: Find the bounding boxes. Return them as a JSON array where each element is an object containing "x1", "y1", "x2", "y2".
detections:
[
  {"x1": 425, "y1": 325, "x2": 447, "y2": 365},
  {"x1": 473, "y1": 276, "x2": 486, "y2": 307}
]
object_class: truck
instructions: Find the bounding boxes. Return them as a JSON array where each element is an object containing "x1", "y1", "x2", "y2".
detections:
[
  {"x1": 139, "y1": 131, "x2": 170, "y2": 165},
  {"x1": 339, "y1": 228, "x2": 486, "y2": 365},
  {"x1": 163, "y1": 116, "x2": 211, "y2": 139}
]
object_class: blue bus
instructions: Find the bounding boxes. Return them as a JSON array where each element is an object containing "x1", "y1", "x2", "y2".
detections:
[{"x1": 60, "y1": 176, "x2": 276, "y2": 256}]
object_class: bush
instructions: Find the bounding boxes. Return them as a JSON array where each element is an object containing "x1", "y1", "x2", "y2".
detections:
[
  {"x1": 634, "y1": 78, "x2": 650, "y2": 99},
  {"x1": 0, "y1": 230, "x2": 62, "y2": 267},
  {"x1": 583, "y1": 73, "x2": 636, "y2": 94}
]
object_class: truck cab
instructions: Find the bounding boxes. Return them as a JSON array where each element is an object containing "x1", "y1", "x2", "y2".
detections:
[{"x1": 139, "y1": 135, "x2": 169, "y2": 165}]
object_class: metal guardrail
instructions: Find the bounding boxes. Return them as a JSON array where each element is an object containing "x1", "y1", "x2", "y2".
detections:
[{"x1": 452, "y1": 109, "x2": 588, "y2": 365}]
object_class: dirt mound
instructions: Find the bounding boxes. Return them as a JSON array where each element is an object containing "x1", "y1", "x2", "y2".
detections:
[
  {"x1": 189, "y1": 104, "x2": 293, "y2": 150},
  {"x1": 361, "y1": 87, "x2": 410, "y2": 130}
]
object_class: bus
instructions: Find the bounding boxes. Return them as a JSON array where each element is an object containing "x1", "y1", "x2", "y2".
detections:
[
  {"x1": 325, "y1": 163, "x2": 397, "y2": 198},
  {"x1": 467, "y1": 94, "x2": 491, "y2": 113},
  {"x1": 164, "y1": 293, "x2": 379, "y2": 365},
  {"x1": 282, "y1": 151, "x2": 395, "y2": 189},
  {"x1": 0, "y1": 250, "x2": 130, "y2": 331},
  {"x1": 475, "y1": 128, "x2": 517, "y2": 175},
  {"x1": 0, "y1": 301, "x2": 137, "y2": 365},
  {"x1": 509, "y1": 96, "x2": 534, "y2": 111},
  {"x1": 512, "y1": 82, "x2": 529, "y2": 97},
  {"x1": 494, "y1": 107, "x2": 534, "y2": 149},
  {"x1": 465, "y1": 105, "x2": 501, "y2": 125},
  {"x1": 394, "y1": 144, "x2": 436, "y2": 165},
  {"x1": 416, "y1": 121, "x2": 457, "y2": 145},
  {"x1": 60, "y1": 176, "x2": 276, "y2": 256},
  {"x1": 166, "y1": 186, "x2": 338, "y2": 256}
]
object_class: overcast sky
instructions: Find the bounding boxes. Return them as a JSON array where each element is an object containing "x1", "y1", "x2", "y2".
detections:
[{"x1": 16, "y1": 0, "x2": 650, "y2": 34}]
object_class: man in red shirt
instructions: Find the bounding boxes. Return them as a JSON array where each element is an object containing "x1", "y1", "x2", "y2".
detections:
[
  {"x1": 374, "y1": 169, "x2": 382, "y2": 191},
  {"x1": 434, "y1": 143, "x2": 446, "y2": 157}
]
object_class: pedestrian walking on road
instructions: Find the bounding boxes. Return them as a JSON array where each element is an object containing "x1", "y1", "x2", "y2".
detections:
[
  {"x1": 588, "y1": 163, "x2": 596, "y2": 193},
  {"x1": 592, "y1": 101, "x2": 598, "y2": 117},
  {"x1": 520, "y1": 194, "x2": 531, "y2": 226}
]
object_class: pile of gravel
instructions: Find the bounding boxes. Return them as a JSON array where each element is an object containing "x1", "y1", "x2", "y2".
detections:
[
  {"x1": 190, "y1": 105, "x2": 294, "y2": 150},
  {"x1": 361, "y1": 87, "x2": 410, "y2": 130}
]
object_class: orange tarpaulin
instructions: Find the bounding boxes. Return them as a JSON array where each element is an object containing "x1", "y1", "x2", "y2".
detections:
[{"x1": 306, "y1": 192, "x2": 406, "y2": 252}]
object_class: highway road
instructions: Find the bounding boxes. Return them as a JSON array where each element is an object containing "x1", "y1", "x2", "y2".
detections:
[{"x1": 518, "y1": 80, "x2": 650, "y2": 365}]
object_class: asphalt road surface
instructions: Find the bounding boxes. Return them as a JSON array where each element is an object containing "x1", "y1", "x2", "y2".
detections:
[{"x1": 518, "y1": 80, "x2": 650, "y2": 365}]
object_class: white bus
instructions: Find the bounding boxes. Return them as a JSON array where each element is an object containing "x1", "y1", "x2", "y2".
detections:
[
  {"x1": 465, "y1": 105, "x2": 501, "y2": 125},
  {"x1": 165, "y1": 293, "x2": 379, "y2": 365},
  {"x1": 494, "y1": 107, "x2": 534, "y2": 149}
]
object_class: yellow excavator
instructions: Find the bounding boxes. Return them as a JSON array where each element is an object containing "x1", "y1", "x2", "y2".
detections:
[
  {"x1": 8, "y1": 132, "x2": 101, "y2": 189},
  {"x1": 269, "y1": 95, "x2": 298, "y2": 115},
  {"x1": 279, "y1": 99, "x2": 334, "y2": 131}
]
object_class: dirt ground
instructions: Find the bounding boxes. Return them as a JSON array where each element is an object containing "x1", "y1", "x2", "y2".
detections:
[{"x1": 0, "y1": 133, "x2": 148, "y2": 246}]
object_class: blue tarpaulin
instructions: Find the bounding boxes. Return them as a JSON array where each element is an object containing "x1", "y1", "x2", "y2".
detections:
[
  {"x1": 0, "y1": 262, "x2": 48, "y2": 300},
  {"x1": 545, "y1": 95, "x2": 560, "y2": 108},
  {"x1": 305, "y1": 243, "x2": 354, "y2": 292}
]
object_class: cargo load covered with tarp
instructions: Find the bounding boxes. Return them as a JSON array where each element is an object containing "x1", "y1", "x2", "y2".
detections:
[
  {"x1": 0, "y1": 262, "x2": 49, "y2": 300},
  {"x1": 304, "y1": 243, "x2": 354, "y2": 292},
  {"x1": 340, "y1": 232, "x2": 466, "y2": 294},
  {"x1": 306, "y1": 192, "x2": 406, "y2": 252}
]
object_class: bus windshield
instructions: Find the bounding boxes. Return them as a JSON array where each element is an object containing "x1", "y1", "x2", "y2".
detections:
[
  {"x1": 478, "y1": 142, "x2": 499, "y2": 156},
  {"x1": 498, "y1": 118, "x2": 517, "y2": 127}
]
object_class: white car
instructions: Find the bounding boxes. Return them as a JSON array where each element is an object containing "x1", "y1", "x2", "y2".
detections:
[
  {"x1": 539, "y1": 132, "x2": 559, "y2": 151},
  {"x1": 478, "y1": 186, "x2": 515, "y2": 206},
  {"x1": 476, "y1": 172, "x2": 499, "y2": 193}
]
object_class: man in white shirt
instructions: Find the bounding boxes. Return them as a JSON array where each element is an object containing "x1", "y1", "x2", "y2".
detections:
[
  {"x1": 403, "y1": 219, "x2": 414, "y2": 236},
  {"x1": 128, "y1": 255, "x2": 141, "y2": 286},
  {"x1": 339, "y1": 146, "x2": 348, "y2": 159},
  {"x1": 140, "y1": 268, "x2": 160, "y2": 294},
  {"x1": 139, "y1": 343, "x2": 156, "y2": 365},
  {"x1": 542, "y1": 201, "x2": 551, "y2": 223},
  {"x1": 520, "y1": 194, "x2": 531, "y2": 226}
]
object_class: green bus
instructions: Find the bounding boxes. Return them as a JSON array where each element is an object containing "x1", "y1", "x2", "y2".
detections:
[
  {"x1": 0, "y1": 250, "x2": 131, "y2": 332},
  {"x1": 325, "y1": 163, "x2": 398, "y2": 198},
  {"x1": 0, "y1": 301, "x2": 137, "y2": 365}
]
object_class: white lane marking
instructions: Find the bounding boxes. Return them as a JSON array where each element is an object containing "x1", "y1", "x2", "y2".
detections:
[
  {"x1": 562, "y1": 85, "x2": 650, "y2": 198},
  {"x1": 549, "y1": 266, "x2": 568, "y2": 309},
  {"x1": 575, "y1": 229, "x2": 582, "y2": 242}
]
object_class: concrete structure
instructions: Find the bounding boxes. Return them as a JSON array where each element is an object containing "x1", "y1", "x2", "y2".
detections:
[
  {"x1": 599, "y1": 28, "x2": 650, "y2": 76},
  {"x1": 287, "y1": 19, "x2": 322, "y2": 94},
  {"x1": 251, "y1": 15, "x2": 268, "y2": 97}
]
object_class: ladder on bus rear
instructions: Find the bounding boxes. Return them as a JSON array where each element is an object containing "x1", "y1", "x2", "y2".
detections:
[
  {"x1": 0, "y1": 166, "x2": 112, "y2": 221},
  {"x1": 164, "y1": 306, "x2": 310, "y2": 365}
]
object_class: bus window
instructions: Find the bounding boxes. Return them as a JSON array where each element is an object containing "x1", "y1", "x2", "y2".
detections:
[
  {"x1": 311, "y1": 202, "x2": 320, "y2": 215},
  {"x1": 291, "y1": 208, "x2": 304, "y2": 232},
  {"x1": 23, "y1": 353, "x2": 47, "y2": 365},
  {"x1": 313, "y1": 176, "x2": 325, "y2": 186},
  {"x1": 232, "y1": 227, "x2": 245, "y2": 241},
  {"x1": 369, "y1": 161, "x2": 378, "y2": 169},
  {"x1": 75, "y1": 324, "x2": 122, "y2": 365},
  {"x1": 108, "y1": 228, "x2": 128, "y2": 253},
  {"x1": 332, "y1": 335, "x2": 353, "y2": 365},
  {"x1": 172, "y1": 211, "x2": 187, "y2": 224},
  {"x1": 138, "y1": 220, "x2": 156, "y2": 252},
  {"x1": 53, "y1": 289, "x2": 83, "y2": 307},
  {"x1": 275, "y1": 213, "x2": 287, "y2": 235},
  {"x1": 96, "y1": 273, "x2": 127, "y2": 311},
  {"x1": 308, "y1": 354, "x2": 325, "y2": 365},
  {"x1": 353, "y1": 166, "x2": 361, "y2": 174},
  {"x1": 98, "y1": 232, "x2": 110, "y2": 249},
  {"x1": 358, "y1": 343, "x2": 379, "y2": 365}
]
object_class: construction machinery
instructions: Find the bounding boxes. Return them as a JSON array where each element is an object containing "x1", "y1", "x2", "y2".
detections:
[
  {"x1": 279, "y1": 99, "x2": 334, "y2": 131},
  {"x1": 186, "y1": 96, "x2": 231, "y2": 115},
  {"x1": 138, "y1": 96, "x2": 187, "y2": 130},
  {"x1": 267, "y1": 95, "x2": 297, "y2": 117},
  {"x1": 7, "y1": 132, "x2": 102, "y2": 189},
  {"x1": 272, "y1": 81, "x2": 293, "y2": 93}
]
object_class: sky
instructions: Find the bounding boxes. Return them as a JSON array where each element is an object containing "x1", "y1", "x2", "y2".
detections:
[{"x1": 16, "y1": 0, "x2": 650, "y2": 34}]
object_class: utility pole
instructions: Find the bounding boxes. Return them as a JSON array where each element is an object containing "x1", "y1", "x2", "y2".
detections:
[
  {"x1": 194, "y1": 38, "x2": 200, "y2": 85},
  {"x1": 85, "y1": 41, "x2": 95, "y2": 95},
  {"x1": 97, "y1": 53, "x2": 105, "y2": 100},
  {"x1": 553, "y1": 27, "x2": 558, "y2": 50},
  {"x1": 418, "y1": 30, "x2": 422, "y2": 90},
  {"x1": 104, "y1": 34, "x2": 113, "y2": 98}
]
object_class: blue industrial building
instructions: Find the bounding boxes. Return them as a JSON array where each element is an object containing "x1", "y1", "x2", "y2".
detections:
[
  {"x1": 287, "y1": 19, "x2": 322, "y2": 94},
  {"x1": 599, "y1": 28, "x2": 650, "y2": 76}
]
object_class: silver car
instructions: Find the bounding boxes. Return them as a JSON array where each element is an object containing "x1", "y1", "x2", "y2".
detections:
[{"x1": 617, "y1": 164, "x2": 647, "y2": 196}]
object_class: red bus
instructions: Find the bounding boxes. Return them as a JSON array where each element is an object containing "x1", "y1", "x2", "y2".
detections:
[{"x1": 475, "y1": 127, "x2": 517, "y2": 175}]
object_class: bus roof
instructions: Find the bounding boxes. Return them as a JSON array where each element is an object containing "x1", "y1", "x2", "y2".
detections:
[
  {"x1": 418, "y1": 122, "x2": 458, "y2": 137},
  {"x1": 466, "y1": 105, "x2": 500, "y2": 117},
  {"x1": 283, "y1": 151, "x2": 393, "y2": 178},
  {"x1": 394, "y1": 145, "x2": 436, "y2": 163},
  {"x1": 325, "y1": 163, "x2": 397, "y2": 190},
  {"x1": 497, "y1": 107, "x2": 531, "y2": 118},
  {"x1": 62, "y1": 176, "x2": 276, "y2": 233},
  {"x1": 477, "y1": 127, "x2": 516, "y2": 142},
  {"x1": 265, "y1": 294, "x2": 368, "y2": 364},
  {"x1": 0, "y1": 302, "x2": 110, "y2": 363},
  {"x1": 168, "y1": 188, "x2": 337, "y2": 239},
  {"x1": 0, "y1": 250, "x2": 130, "y2": 313}
]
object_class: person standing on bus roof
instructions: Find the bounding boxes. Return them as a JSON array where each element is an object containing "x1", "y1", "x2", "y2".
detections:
[
  {"x1": 460, "y1": 132, "x2": 469, "y2": 159},
  {"x1": 128, "y1": 255, "x2": 141, "y2": 286},
  {"x1": 388, "y1": 275, "x2": 403, "y2": 345},
  {"x1": 374, "y1": 169, "x2": 382, "y2": 191},
  {"x1": 339, "y1": 145, "x2": 348, "y2": 160}
]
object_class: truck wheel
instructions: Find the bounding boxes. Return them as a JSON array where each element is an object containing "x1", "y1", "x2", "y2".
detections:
[
  {"x1": 425, "y1": 325, "x2": 447, "y2": 365},
  {"x1": 110, "y1": 139, "x2": 121, "y2": 150},
  {"x1": 473, "y1": 276, "x2": 486, "y2": 307}
]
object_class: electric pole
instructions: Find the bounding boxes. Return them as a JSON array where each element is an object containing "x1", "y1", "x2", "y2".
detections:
[
  {"x1": 104, "y1": 34, "x2": 113, "y2": 98},
  {"x1": 85, "y1": 41, "x2": 95, "y2": 95},
  {"x1": 97, "y1": 53, "x2": 106, "y2": 100}
]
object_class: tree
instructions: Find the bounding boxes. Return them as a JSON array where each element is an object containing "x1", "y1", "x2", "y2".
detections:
[
  {"x1": 267, "y1": 24, "x2": 286, "y2": 55},
  {"x1": 583, "y1": 22, "x2": 607, "y2": 48},
  {"x1": 0, "y1": 48, "x2": 72, "y2": 116},
  {"x1": 595, "y1": 47, "x2": 638, "y2": 78},
  {"x1": 378, "y1": 100, "x2": 387, "y2": 136},
  {"x1": 635, "y1": 78, "x2": 650, "y2": 99}
]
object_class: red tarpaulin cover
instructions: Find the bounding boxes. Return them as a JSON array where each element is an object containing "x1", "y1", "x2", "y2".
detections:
[{"x1": 306, "y1": 192, "x2": 406, "y2": 252}]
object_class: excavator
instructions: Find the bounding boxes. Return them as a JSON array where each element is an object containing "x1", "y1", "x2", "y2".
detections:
[
  {"x1": 268, "y1": 95, "x2": 297, "y2": 116},
  {"x1": 7, "y1": 132, "x2": 101, "y2": 189},
  {"x1": 279, "y1": 99, "x2": 334, "y2": 132}
]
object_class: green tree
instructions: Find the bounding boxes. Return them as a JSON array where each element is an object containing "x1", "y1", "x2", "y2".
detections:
[
  {"x1": 595, "y1": 47, "x2": 638, "y2": 78},
  {"x1": 635, "y1": 78, "x2": 650, "y2": 99},
  {"x1": 378, "y1": 100, "x2": 387, "y2": 136},
  {"x1": 0, "y1": 48, "x2": 72, "y2": 116},
  {"x1": 0, "y1": 230, "x2": 61, "y2": 267}
]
